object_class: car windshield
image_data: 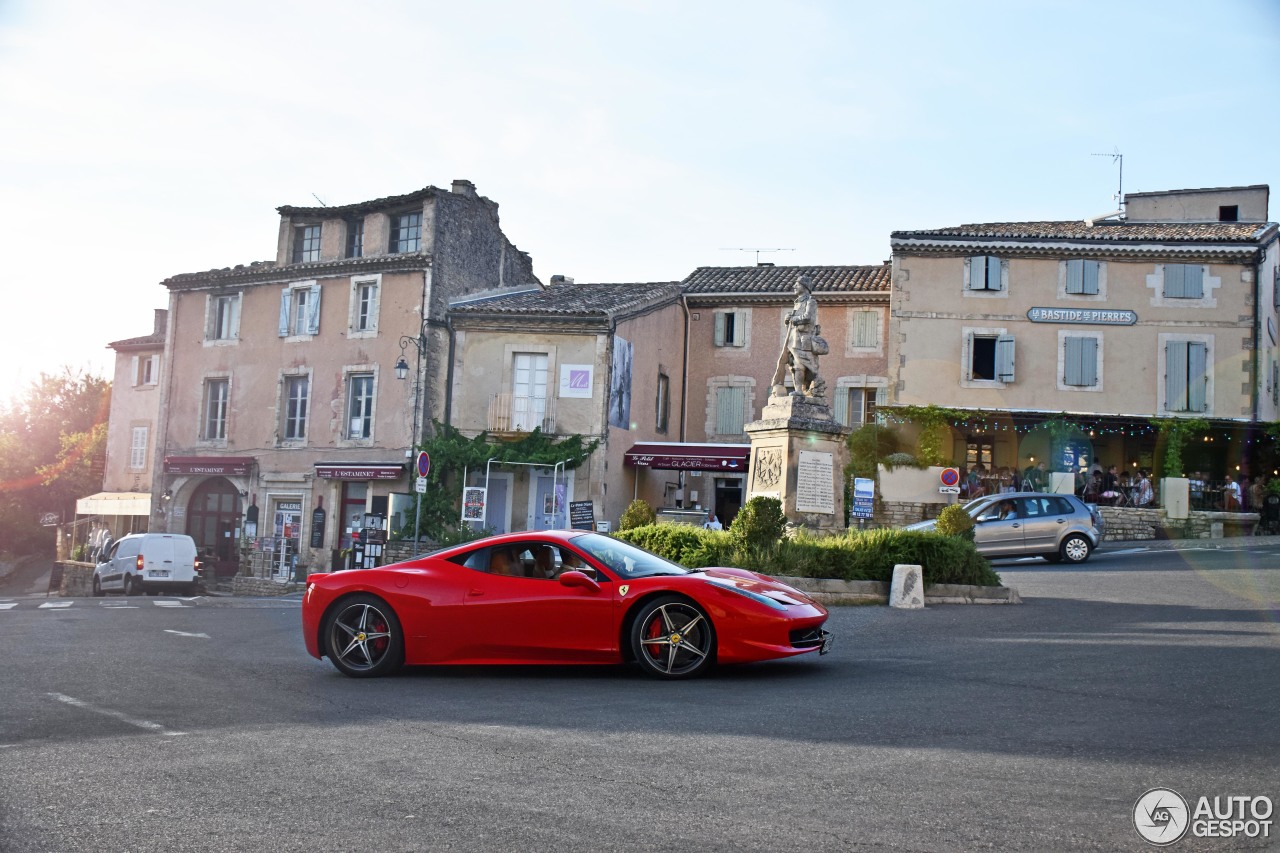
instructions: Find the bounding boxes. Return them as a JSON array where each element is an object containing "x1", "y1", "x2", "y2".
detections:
[{"x1": 570, "y1": 533, "x2": 692, "y2": 579}]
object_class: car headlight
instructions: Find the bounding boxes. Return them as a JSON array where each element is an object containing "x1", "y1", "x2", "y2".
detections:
[{"x1": 703, "y1": 577, "x2": 788, "y2": 610}]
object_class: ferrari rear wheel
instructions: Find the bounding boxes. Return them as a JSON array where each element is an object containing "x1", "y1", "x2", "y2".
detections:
[
  {"x1": 323, "y1": 594, "x2": 404, "y2": 678},
  {"x1": 631, "y1": 595, "x2": 715, "y2": 679}
]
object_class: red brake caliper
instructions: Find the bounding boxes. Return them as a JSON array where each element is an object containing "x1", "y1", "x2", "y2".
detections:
[{"x1": 645, "y1": 614, "x2": 663, "y2": 660}]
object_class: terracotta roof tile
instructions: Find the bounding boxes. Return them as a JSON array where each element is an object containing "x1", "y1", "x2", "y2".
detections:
[
  {"x1": 451, "y1": 282, "x2": 682, "y2": 318},
  {"x1": 891, "y1": 220, "x2": 1272, "y2": 243},
  {"x1": 681, "y1": 264, "x2": 891, "y2": 294}
]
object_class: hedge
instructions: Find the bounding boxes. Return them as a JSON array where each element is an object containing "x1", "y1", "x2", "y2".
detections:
[{"x1": 613, "y1": 524, "x2": 1001, "y2": 587}]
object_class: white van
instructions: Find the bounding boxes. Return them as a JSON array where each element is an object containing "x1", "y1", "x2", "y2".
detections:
[{"x1": 92, "y1": 533, "x2": 199, "y2": 596}]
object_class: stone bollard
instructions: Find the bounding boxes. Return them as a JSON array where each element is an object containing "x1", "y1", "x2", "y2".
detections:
[{"x1": 889, "y1": 564, "x2": 925, "y2": 609}]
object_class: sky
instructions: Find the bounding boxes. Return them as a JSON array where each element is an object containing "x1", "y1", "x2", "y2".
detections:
[{"x1": 1, "y1": 0, "x2": 1278, "y2": 406}]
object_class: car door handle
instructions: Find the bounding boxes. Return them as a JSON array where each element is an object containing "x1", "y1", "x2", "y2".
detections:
[{"x1": 1057, "y1": 519, "x2": 1066, "y2": 523}]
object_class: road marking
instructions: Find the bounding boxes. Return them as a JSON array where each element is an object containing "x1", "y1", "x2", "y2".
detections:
[
  {"x1": 1108, "y1": 547, "x2": 1150, "y2": 555},
  {"x1": 101, "y1": 603, "x2": 138, "y2": 609},
  {"x1": 0, "y1": 603, "x2": 17, "y2": 610},
  {"x1": 46, "y1": 693, "x2": 186, "y2": 736},
  {"x1": 153, "y1": 601, "x2": 188, "y2": 608},
  {"x1": 38, "y1": 601, "x2": 73, "y2": 609},
  {"x1": 164, "y1": 629, "x2": 210, "y2": 638}
]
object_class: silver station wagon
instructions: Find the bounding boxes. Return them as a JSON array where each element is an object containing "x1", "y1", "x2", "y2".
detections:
[{"x1": 906, "y1": 492, "x2": 1105, "y2": 564}]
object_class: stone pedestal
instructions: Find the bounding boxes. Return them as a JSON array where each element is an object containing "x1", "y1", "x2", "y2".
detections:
[{"x1": 744, "y1": 395, "x2": 851, "y2": 534}]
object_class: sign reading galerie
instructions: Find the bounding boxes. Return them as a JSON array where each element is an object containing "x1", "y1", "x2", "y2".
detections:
[{"x1": 795, "y1": 451, "x2": 835, "y2": 514}]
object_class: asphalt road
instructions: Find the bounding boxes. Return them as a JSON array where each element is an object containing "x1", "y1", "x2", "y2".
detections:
[{"x1": 1, "y1": 543, "x2": 1278, "y2": 852}]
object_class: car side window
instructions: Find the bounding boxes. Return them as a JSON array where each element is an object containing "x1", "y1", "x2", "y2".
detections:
[
  {"x1": 1045, "y1": 496, "x2": 1074, "y2": 515},
  {"x1": 1020, "y1": 498, "x2": 1043, "y2": 518}
]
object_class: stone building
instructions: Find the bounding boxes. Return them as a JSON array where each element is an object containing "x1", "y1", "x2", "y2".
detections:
[
  {"x1": 74, "y1": 308, "x2": 169, "y2": 532},
  {"x1": 885, "y1": 184, "x2": 1278, "y2": 478},
  {"x1": 447, "y1": 279, "x2": 685, "y2": 530},
  {"x1": 677, "y1": 264, "x2": 892, "y2": 521},
  {"x1": 152, "y1": 181, "x2": 537, "y2": 575}
]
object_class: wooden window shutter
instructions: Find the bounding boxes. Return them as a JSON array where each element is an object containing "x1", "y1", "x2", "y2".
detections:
[
  {"x1": 995, "y1": 335, "x2": 1016, "y2": 382},
  {"x1": 714, "y1": 312, "x2": 726, "y2": 346},
  {"x1": 278, "y1": 288, "x2": 291, "y2": 337}
]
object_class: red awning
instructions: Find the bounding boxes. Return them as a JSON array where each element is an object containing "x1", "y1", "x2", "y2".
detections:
[
  {"x1": 314, "y1": 463, "x2": 405, "y2": 480},
  {"x1": 164, "y1": 456, "x2": 254, "y2": 476},
  {"x1": 624, "y1": 442, "x2": 750, "y2": 471}
]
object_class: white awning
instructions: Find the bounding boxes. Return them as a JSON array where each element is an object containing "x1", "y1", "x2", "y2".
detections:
[{"x1": 76, "y1": 492, "x2": 151, "y2": 516}]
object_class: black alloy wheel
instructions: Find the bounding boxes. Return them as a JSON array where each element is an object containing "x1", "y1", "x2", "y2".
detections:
[
  {"x1": 323, "y1": 594, "x2": 405, "y2": 678},
  {"x1": 630, "y1": 595, "x2": 716, "y2": 679}
]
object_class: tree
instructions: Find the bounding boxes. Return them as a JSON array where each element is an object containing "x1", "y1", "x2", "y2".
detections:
[{"x1": 0, "y1": 370, "x2": 110, "y2": 552}]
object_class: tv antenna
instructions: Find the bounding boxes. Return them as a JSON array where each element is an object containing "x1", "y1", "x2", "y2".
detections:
[
  {"x1": 1091, "y1": 148, "x2": 1123, "y2": 205},
  {"x1": 311, "y1": 193, "x2": 328, "y2": 207},
  {"x1": 720, "y1": 247, "x2": 796, "y2": 265}
]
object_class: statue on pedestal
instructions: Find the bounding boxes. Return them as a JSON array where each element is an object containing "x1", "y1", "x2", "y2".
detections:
[{"x1": 771, "y1": 275, "x2": 827, "y2": 400}]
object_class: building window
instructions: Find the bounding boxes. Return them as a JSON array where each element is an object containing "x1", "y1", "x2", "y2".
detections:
[
  {"x1": 284, "y1": 376, "x2": 310, "y2": 441},
  {"x1": 1165, "y1": 340, "x2": 1208, "y2": 412},
  {"x1": 714, "y1": 385, "x2": 747, "y2": 435},
  {"x1": 965, "y1": 437, "x2": 993, "y2": 470},
  {"x1": 278, "y1": 283, "x2": 321, "y2": 337},
  {"x1": 390, "y1": 211, "x2": 422, "y2": 253},
  {"x1": 129, "y1": 426, "x2": 148, "y2": 470},
  {"x1": 656, "y1": 372, "x2": 670, "y2": 433},
  {"x1": 851, "y1": 311, "x2": 879, "y2": 348},
  {"x1": 512, "y1": 353, "x2": 549, "y2": 432},
  {"x1": 965, "y1": 256, "x2": 1004, "y2": 292},
  {"x1": 133, "y1": 355, "x2": 158, "y2": 387},
  {"x1": 1062, "y1": 336, "x2": 1099, "y2": 387},
  {"x1": 347, "y1": 373, "x2": 374, "y2": 439},
  {"x1": 292, "y1": 224, "x2": 321, "y2": 263},
  {"x1": 1219, "y1": 205, "x2": 1238, "y2": 222},
  {"x1": 834, "y1": 387, "x2": 881, "y2": 428},
  {"x1": 965, "y1": 332, "x2": 1015, "y2": 383},
  {"x1": 713, "y1": 310, "x2": 747, "y2": 347},
  {"x1": 204, "y1": 379, "x2": 229, "y2": 440},
  {"x1": 1162, "y1": 264, "x2": 1205, "y2": 299},
  {"x1": 346, "y1": 218, "x2": 364, "y2": 258},
  {"x1": 1064, "y1": 259, "x2": 1101, "y2": 295},
  {"x1": 208, "y1": 293, "x2": 241, "y2": 341},
  {"x1": 350, "y1": 278, "x2": 379, "y2": 334}
]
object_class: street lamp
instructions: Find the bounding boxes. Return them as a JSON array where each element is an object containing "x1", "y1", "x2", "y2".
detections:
[{"x1": 396, "y1": 328, "x2": 427, "y2": 549}]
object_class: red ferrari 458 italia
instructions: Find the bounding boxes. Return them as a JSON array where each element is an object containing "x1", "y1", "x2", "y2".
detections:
[{"x1": 302, "y1": 530, "x2": 831, "y2": 679}]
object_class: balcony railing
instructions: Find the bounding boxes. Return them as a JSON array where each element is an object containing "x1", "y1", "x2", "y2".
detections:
[{"x1": 488, "y1": 393, "x2": 556, "y2": 434}]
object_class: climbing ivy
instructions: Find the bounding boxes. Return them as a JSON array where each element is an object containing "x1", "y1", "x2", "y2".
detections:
[
  {"x1": 397, "y1": 421, "x2": 600, "y2": 542},
  {"x1": 1151, "y1": 417, "x2": 1209, "y2": 479}
]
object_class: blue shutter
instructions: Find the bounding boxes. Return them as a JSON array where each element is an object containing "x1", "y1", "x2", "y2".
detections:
[
  {"x1": 968, "y1": 257, "x2": 986, "y2": 290},
  {"x1": 278, "y1": 288, "x2": 291, "y2": 337},
  {"x1": 1082, "y1": 260, "x2": 1100, "y2": 295},
  {"x1": 1064, "y1": 337, "x2": 1083, "y2": 385},
  {"x1": 713, "y1": 312, "x2": 726, "y2": 346},
  {"x1": 1166, "y1": 341, "x2": 1188, "y2": 410},
  {"x1": 996, "y1": 335, "x2": 1015, "y2": 382},
  {"x1": 1165, "y1": 265, "x2": 1186, "y2": 298},
  {"x1": 833, "y1": 388, "x2": 849, "y2": 426},
  {"x1": 715, "y1": 386, "x2": 746, "y2": 434},
  {"x1": 306, "y1": 284, "x2": 322, "y2": 334},
  {"x1": 1080, "y1": 337, "x2": 1098, "y2": 386},
  {"x1": 987, "y1": 257, "x2": 1003, "y2": 291},
  {"x1": 1187, "y1": 341, "x2": 1207, "y2": 411},
  {"x1": 1184, "y1": 265, "x2": 1204, "y2": 299},
  {"x1": 1065, "y1": 260, "x2": 1083, "y2": 294}
]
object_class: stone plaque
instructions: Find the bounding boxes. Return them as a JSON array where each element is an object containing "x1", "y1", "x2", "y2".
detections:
[{"x1": 795, "y1": 451, "x2": 835, "y2": 514}]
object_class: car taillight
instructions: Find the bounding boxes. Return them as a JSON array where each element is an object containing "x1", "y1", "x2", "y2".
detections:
[{"x1": 136, "y1": 554, "x2": 145, "y2": 571}]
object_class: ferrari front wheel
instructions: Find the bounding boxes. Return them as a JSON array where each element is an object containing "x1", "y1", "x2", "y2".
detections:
[
  {"x1": 631, "y1": 595, "x2": 715, "y2": 679},
  {"x1": 323, "y1": 594, "x2": 404, "y2": 678}
]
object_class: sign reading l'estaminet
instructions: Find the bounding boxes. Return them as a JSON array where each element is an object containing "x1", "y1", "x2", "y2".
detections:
[{"x1": 1027, "y1": 307, "x2": 1137, "y2": 325}]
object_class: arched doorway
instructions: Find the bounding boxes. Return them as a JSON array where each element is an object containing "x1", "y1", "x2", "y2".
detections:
[{"x1": 187, "y1": 477, "x2": 242, "y2": 578}]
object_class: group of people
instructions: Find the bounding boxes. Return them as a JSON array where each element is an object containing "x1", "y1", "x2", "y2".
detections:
[
  {"x1": 1079, "y1": 465, "x2": 1154, "y2": 507},
  {"x1": 960, "y1": 462, "x2": 1050, "y2": 499},
  {"x1": 1189, "y1": 472, "x2": 1271, "y2": 512}
]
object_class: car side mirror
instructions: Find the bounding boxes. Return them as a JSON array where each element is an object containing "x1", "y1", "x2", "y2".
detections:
[{"x1": 558, "y1": 570, "x2": 600, "y2": 592}]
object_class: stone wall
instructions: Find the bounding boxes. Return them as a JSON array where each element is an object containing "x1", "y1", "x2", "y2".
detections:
[
  {"x1": 1097, "y1": 507, "x2": 1259, "y2": 541},
  {"x1": 232, "y1": 576, "x2": 302, "y2": 596},
  {"x1": 873, "y1": 500, "x2": 943, "y2": 528},
  {"x1": 57, "y1": 562, "x2": 94, "y2": 596}
]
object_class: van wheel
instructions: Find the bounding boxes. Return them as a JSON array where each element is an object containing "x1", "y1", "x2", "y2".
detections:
[
  {"x1": 92, "y1": 577, "x2": 103, "y2": 597},
  {"x1": 124, "y1": 576, "x2": 140, "y2": 596}
]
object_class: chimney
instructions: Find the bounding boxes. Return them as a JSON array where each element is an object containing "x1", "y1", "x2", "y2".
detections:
[
  {"x1": 549, "y1": 275, "x2": 575, "y2": 285},
  {"x1": 450, "y1": 179, "x2": 477, "y2": 198},
  {"x1": 153, "y1": 309, "x2": 169, "y2": 337}
]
